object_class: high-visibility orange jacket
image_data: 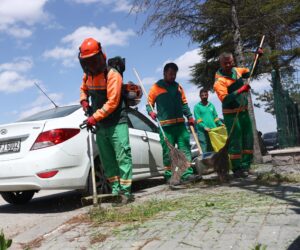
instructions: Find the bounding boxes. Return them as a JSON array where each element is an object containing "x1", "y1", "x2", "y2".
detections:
[
  {"x1": 80, "y1": 68, "x2": 127, "y2": 127},
  {"x1": 214, "y1": 67, "x2": 250, "y2": 114}
]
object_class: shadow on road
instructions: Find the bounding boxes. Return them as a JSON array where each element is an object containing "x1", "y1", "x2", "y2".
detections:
[
  {"x1": 0, "y1": 190, "x2": 83, "y2": 214},
  {"x1": 287, "y1": 235, "x2": 300, "y2": 250},
  {"x1": 229, "y1": 177, "x2": 300, "y2": 214},
  {"x1": 0, "y1": 177, "x2": 165, "y2": 214}
]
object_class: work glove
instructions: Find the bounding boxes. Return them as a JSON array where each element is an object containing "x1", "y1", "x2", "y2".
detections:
[
  {"x1": 149, "y1": 111, "x2": 157, "y2": 121},
  {"x1": 86, "y1": 115, "x2": 97, "y2": 127},
  {"x1": 237, "y1": 84, "x2": 251, "y2": 94},
  {"x1": 80, "y1": 100, "x2": 89, "y2": 112},
  {"x1": 188, "y1": 117, "x2": 195, "y2": 127},
  {"x1": 256, "y1": 47, "x2": 263, "y2": 57}
]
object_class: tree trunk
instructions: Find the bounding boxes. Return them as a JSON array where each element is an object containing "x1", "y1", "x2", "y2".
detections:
[{"x1": 230, "y1": 0, "x2": 262, "y2": 163}]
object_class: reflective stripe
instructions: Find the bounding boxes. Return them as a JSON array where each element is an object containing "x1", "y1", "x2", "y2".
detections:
[
  {"x1": 229, "y1": 154, "x2": 242, "y2": 159},
  {"x1": 108, "y1": 176, "x2": 119, "y2": 183},
  {"x1": 160, "y1": 118, "x2": 185, "y2": 125},
  {"x1": 164, "y1": 166, "x2": 172, "y2": 171},
  {"x1": 223, "y1": 107, "x2": 248, "y2": 114},
  {"x1": 86, "y1": 86, "x2": 106, "y2": 90},
  {"x1": 120, "y1": 179, "x2": 132, "y2": 185},
  {"x1": 242, "y1": 150, "x2": 253, "y2": 154},
  {"x1": 101, "y1": 107, "x2": 108, "y2": 114},
  {"x1": 197, "y1": 118, "x2": 203, "y2": 124}
]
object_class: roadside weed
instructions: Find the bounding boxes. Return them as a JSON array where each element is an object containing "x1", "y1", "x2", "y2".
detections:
[{"x1": 0, "y1": 230, "x2": 12, "y2": 250}]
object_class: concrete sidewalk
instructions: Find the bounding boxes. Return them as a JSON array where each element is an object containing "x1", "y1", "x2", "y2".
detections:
[{"x1": 25, "y1": 177, "x2": 300, "y2": 250}]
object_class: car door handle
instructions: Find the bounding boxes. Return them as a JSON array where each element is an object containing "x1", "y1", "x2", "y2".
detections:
[{"x1": 141, "y1": 136, "x2": 148, "y2": 142}]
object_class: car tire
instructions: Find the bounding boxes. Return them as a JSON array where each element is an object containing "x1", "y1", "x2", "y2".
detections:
[
  {"x1": 86, "y1": 157, "x2": 111, "y2": 196},
  {"x1": 1, "y1": 191, "x2": 35, "y2": 205}
]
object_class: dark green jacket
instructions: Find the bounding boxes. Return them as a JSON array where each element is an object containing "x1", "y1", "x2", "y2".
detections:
[{"x1": 146, "y1": 79, "x2": 192, "y2": 127}]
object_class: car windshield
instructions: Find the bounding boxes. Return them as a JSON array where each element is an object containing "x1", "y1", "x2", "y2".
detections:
[
  {"x1": 17, "y1": 105, "x2": 80, "y2": 122},
  {"x1": 263, "y1": 132, "x2": 277, "y2": 139}
]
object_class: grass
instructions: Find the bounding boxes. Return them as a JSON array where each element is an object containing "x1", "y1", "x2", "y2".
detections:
[
  {"x1": 0, "y1": 231, "x2": 12, "y2": 250},
  {"x1": 88, "y1": 187, "x2": 281, "y2": 246},
  {"x1": 90, "y1": 190, "x2": 276, "y2": 226},
  {"x1": 90, "y1": 199, "x2": 178, "y2": 224},
  {"x1": 251, "y1": 243, "x2": 267, "y2": 250}
]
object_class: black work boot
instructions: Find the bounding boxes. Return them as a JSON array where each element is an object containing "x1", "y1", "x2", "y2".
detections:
[
  {"x1": 180, "y1": 174, "x2": 202, "y2": 185},
  {"x1": 233, "y1": 169, "x2": 248, "y2": 178},
  {"x1": 112, "y1": 192, "x2": 134, "y2": 206}
]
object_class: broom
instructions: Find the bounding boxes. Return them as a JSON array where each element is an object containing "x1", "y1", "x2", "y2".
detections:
[
  {"x1": 133, "y1": 68, "x2": 190, "y2": 186},
  {"x1": 207, "y1": 35, "x2": 265, "y2": 182}
]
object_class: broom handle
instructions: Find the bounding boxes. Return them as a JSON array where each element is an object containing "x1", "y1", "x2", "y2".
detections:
[
  {"x1": 190, "y1": 125, "x2": 203, "y2": 155},
  {"x1": 247, "y1": 35, "x2": 265, "y2": 84},
  {"x1": 133, "y1": 68, "x2": 166, "y2": 138}
]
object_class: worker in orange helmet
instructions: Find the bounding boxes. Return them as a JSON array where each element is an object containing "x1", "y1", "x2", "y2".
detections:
[{"x1": 79, "y1": 37, "x2": 134, "y2": 204}]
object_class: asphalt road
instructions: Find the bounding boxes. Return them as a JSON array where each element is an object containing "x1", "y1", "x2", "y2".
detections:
[{"x1": 0, "y1": 177, "x2": 165, "y2": 249}]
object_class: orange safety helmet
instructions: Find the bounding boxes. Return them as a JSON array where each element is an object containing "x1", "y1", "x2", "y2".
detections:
[
  {"x1": 78, "y1": 38, "x2": 107, "y2": 75},
  {"x1": 79, "y1": 38, "x2": 101, "y2": 59}
]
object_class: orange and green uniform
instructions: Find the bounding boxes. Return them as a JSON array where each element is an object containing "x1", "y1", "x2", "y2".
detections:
[
  {"x1": 194, "y1": 101, "x2": 223, "y2": 153},
  {"x1": 146, "y1": 79, "x2": 194, "y2": 181},
  {"x1": 213, "y1": 67, "x2": 253, "y2": 172},
  {"x1": 80, "y1": 68, "x2": 133, "y2": 196}
]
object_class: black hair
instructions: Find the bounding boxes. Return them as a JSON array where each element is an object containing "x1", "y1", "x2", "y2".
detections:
[
  {"x1": 199, "y1": 88, "x2": 208, "y2": 95},
  {"x1": 163, "y1": 62, "x2": 178, "y2": 73},
  {"x1": 219, "y1": 52, "x2": 233, "y2": 61}
]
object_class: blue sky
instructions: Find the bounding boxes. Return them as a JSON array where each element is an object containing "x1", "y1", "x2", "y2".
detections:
[{"x1": 0, "y1": 0, "x2": 276, "y2": 133}]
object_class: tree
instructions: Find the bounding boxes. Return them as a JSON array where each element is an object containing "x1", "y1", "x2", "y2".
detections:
[
  {"x1": 255, "y1": 67, "x2": 300, "y2": 115},
  {"x1": 132, "y1": 0, "x2": 300, "y2": 155}
]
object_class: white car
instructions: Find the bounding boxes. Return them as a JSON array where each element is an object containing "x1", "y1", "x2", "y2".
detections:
[{"x1": 0, "y1": 105, "x2": 165, "y2": 205}]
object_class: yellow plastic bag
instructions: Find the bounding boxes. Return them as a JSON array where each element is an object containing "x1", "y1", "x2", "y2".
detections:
[{"x1": 208, "y1": 126, "x2": 228, "y2": 152}]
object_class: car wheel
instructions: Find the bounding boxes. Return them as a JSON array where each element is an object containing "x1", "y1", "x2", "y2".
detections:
[
  {"x1": 1, "y1": 191, "x2": 35, "y2": 205},
  {"x1": 87, "y1": 157, "x2": 111, "y2": 196}
]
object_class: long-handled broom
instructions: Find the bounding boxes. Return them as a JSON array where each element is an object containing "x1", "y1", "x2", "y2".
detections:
[
  {"x1": 133, "y1": 68, "x2": 191, "y2": 186},
  {"x1": 205, "y1": 35, "x2": 265, "y2": 181}
]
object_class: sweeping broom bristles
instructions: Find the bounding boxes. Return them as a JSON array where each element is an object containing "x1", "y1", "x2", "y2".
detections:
[
  {"x1": 166, "y1": 139, "x2": 191, "y2": 185},
  {"x1": 202, "y1": 141, "x2": 230, "y2": 182},
  {"x1": 133, "y1": 68, "x2": 190, "y2": 186}
]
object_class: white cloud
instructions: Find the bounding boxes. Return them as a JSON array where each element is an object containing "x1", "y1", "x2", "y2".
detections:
[
  {"x1": 0, "y1": 57, "x2": 33, "y2": 72},
  {"x1": 174, "y1": 49, "x2": 202, "y2": 79},
  {"x1": 250, "y1": 74, "x2": 272, "y2": 92},
  {"x1": 71, "y1": 0, "x2": 132, "y2": 13},
  {"x1": 29, "y1": 92, "x2": 63, "y2": 107},
  {"x1": 112, "y1": 0, "x2": 132, "y2": 12},
  {"x1": 140, "y1": 77, "x2": 157, "y2": 86},
  {"x1": 18, "y1": 92, "x2": 63, "y2": 120},
  {"x1": 6, "y1": 26, "x2": 33, "y2": 38},
  {"x1": 0, "y1": 0, "x2": 48, "y2": 38},
  {"x1": 158, "y1": 49, "x2": 202, "y2": 80},
  {"x1": 0, "y1": 58, "x2": 38, "y2": 93},
  {"x1": 43, "y1": 24, "x2": 135, "y2": 66},
  {"x1": 254, "y1": 105, "x2": 277, "y2": 133},
  {"x1": 18, "y1": 105, "x2": 52, "y2": 120},
  {"x1": 0, "y1": 71, "x2": 36, "y2": 93}
]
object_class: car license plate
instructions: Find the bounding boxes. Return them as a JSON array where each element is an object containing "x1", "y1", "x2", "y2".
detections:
[{"x1": 0, "y1": 140, "x2": 21, "y2": 154}]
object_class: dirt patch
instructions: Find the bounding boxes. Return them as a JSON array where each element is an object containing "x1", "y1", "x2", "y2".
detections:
[
  {"x1": 20, "y1": 235, "x2": 44, "y2": 249},
  {"x1": 90, "y1": 233, "x2": 109, "y2": 244}
]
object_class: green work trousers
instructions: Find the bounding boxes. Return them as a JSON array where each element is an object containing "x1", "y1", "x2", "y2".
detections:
[
  {"x1": 159, "y1": 123, "x2": 194, "y2": 181},
  {"x1": 223, "y1": 110, "x2": 253, "y2": 171},
  {"x1": 96, "y1": 123, "x2": 133, "y2": 196}
]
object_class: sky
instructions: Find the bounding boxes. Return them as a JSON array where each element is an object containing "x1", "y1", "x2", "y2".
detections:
[{"x1": 0, "y1": 0, "x2": 277, "y2": 133}]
